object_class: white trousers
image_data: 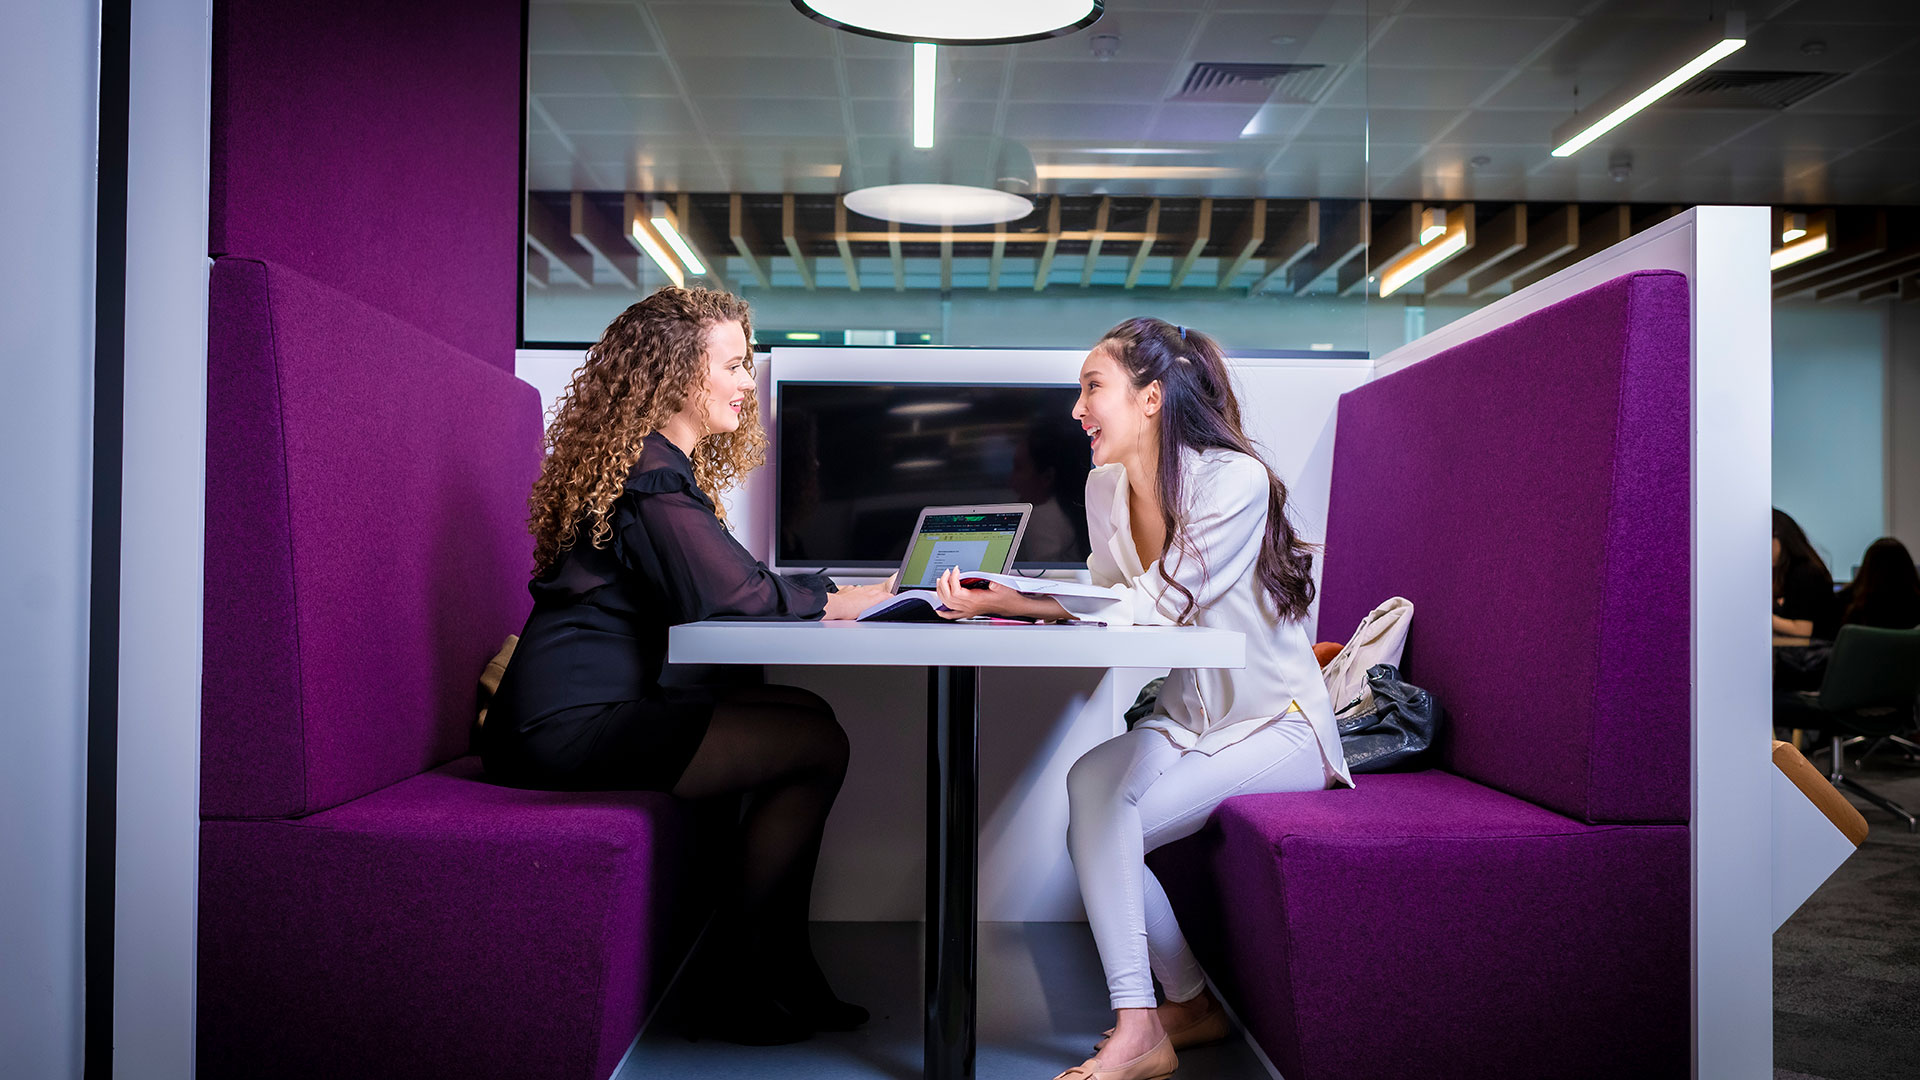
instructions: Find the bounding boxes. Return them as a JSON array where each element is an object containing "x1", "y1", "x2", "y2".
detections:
[{"x1": 1065, "y1": 717, "x2": 1333, "y2": 1010}]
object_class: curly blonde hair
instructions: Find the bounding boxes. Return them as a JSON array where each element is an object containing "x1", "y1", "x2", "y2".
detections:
[{"x1": 529, "y1": 286, "x2": 764, "y2": 575}]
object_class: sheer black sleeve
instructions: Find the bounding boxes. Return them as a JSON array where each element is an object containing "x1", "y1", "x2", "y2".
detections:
[{"x1": 618, "y1": 485, "x2": 829, "y2": 624}]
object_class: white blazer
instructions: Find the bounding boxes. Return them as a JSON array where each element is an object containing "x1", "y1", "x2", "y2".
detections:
[{"x1": 1053, "y1": 448, "x2": 1354, "y2": 787}]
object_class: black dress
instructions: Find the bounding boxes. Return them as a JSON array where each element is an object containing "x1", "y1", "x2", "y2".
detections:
[{"x1": 480, "y1": 432, "x2": 832, "y2": 791}]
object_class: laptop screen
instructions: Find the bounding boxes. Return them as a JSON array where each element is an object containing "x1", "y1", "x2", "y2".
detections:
[{"x1": 900, "y1": 512, "x2": 1025, "y2": 588}]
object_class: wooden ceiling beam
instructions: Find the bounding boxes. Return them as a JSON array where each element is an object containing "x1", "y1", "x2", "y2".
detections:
[
  {"x1": 1424, "y1": 203, "x2": 1520, "y2": 294},
  {"x1": 1343, "y1": 201, "x2": 1422, "y2": 297},
  {"x1": 1168, "y1": 198, "x2": 1210, "y2": 290},
  {"x1": 525, "y1": 197, "x2": 594, "y2": 289},
  {"x1": 1246, "y1": 201, "x2": 1317, "y2": 296},
  {"x1": 940, "y1": 229, "x2": 954, "y2": 291},
  {"x1": 1215, "y1": 198, "x2": 1265, "y2": 290},
  {"x1": 1773, "y1": 210, "x2": 1880, "y2": 291},
  {"x1": 1125, "y1": 199, "x2": 1161, "y2": 290},
  {"x1": 781, "y1": 193, "x2": 815, "y2": 291},
  {"x1": 524, "y1": 246, "x2": 549, "y2": 290},
  {"x1": 573, "y1": 192, "x2": 638, "y2": 290},
  {"x1": 1903, "y1": 275, "x2": 1920, "y2": 305},
  {"x1": 1080, "y1": 196, "x2": 1112, "y2": 288},
  {"x1": 728, "y1": 194, "x2": 772, "y2": 290},
  {"x1": 1467, "y1": 203, "x2": 1576, "y2": 297},
  {"x1": 1033, "y1": 198, "x2": 1062, "y2": 292},
  {"x1": 1509, "y1": 204, "x2": 1631, "y2": 292},
  {"x1": 889, "y1": 235, "x2": 905, "y2": 291},
  {"x1": 1287, "y1": 201, "x2": 1365, "y2": 296},
  {"x1": 1811, "y1": 250, "x2": 1920, "y2": 302},
  {"x1": 833, "y1": 197, "x2": 861, "y2": 292}
]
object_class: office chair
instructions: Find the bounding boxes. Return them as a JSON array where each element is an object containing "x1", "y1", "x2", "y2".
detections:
[{"x1": 1775, "y1": 625, "x2": 1920, "y2": 833}]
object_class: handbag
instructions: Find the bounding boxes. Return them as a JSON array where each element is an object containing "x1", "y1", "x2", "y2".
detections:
[
  {"x1": 1322, "y1": 597, "x2": 1413, "y2": 720},
  {"x1": 1336, "y1": 663, "x2": 1444, "y2": 773}
]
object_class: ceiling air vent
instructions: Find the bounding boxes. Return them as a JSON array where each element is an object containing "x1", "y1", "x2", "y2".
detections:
[
  {"x1": 1173, "y1": 62, "x2": 1334, "y2": 105},
  {"x1": 1667, "y1": 69, "x2": 1846, "y2": 110}
]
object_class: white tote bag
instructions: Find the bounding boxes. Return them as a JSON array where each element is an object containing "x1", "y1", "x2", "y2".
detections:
[{"x1": 1322, "y1": 597, "x2": 1414, "y2": 718}]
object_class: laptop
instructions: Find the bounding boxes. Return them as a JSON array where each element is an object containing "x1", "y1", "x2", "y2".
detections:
[{"x1": 892, "y1": 504, "x2": 1032, "y2": 592}]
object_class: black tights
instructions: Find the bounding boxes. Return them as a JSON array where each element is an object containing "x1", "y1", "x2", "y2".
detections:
[{"x1": 671, "y1": 685, "x2": 849, "y2": 986}]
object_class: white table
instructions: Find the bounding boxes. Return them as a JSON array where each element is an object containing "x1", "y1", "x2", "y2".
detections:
[{"x1": 669, "y1": 620, "x2": 1245, "y2": 1080}]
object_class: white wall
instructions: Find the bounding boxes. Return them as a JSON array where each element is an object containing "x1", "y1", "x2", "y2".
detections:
[
  {"x1": 0, "y1": 5, "x2": 98, "y2": 1077},
  {"x1": 1772, "y1": 303, "x2": 1888, "y2": 578}
]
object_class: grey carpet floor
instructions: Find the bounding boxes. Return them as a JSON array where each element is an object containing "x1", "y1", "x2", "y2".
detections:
[{"x1": 1774, "y1": 741, "x2": 1920, "y2": 1080}]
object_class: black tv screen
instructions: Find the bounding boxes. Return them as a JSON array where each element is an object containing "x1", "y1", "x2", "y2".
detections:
[{"x1": 777, "y1": 382, "x2": 1094, "y2": 569}]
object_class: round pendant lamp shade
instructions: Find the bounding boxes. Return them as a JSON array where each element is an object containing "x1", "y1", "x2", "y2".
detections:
[
  {"x1": 844, "y1": 137, "x2": 1036, "y2": 226},
  {"x1": 792, "y1": 0, "x2": 1103, "y2": 46}
]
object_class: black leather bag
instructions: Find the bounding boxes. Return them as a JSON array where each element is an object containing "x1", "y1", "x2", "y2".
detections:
[{"x1": 1336, "y1": 663, "x2": 1444, "y2": 773}]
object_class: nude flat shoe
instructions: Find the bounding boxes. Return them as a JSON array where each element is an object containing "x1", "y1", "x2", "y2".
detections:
[
  {"x1": 1052, "y1": 1035, "x2": 1177, "y2": 1080},
  {"x1": 1094, "y1": 998, "x2": 1229, "y2": 1054}
]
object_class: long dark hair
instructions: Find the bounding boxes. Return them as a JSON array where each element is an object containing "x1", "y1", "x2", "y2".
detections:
[
  {"x1": 1097, "y1": 317, "x2": 1316, "y2": 624},
  {"x1": 1842, "y1": 537, "x2": 1920, "y2": 628},
  {"x1": 1772, "y1": 508, "x2": 1831, "y2": 602}
]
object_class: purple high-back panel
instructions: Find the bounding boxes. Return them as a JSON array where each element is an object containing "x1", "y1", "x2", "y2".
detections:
[
  {"x1": 209, "y1": 0, "x2": 521, "y2": 369},
  {"x1": 202, "y1": 258, "x2": 543, "y2": 819},
  {"x1": 1318, "y1": 270, "x2": 1690, "y2": 823}
]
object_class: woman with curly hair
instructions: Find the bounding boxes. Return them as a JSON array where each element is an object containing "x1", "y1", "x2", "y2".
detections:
[
  {"x1": 480, "y1": 286, "x2": 892, "y2": 1045},
  {"x1": 934, "y1": 318, "x2": 1351, "y2": 1080}
]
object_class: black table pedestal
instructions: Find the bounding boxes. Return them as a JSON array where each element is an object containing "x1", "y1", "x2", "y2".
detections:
[{"x1": 925, "y1": 665, "x2": 979, "y2": 1080}]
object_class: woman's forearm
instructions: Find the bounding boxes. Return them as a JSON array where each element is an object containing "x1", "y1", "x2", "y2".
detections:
[{"x1": 1772, "y1": 614, "x2": 1813, "y2": 637}]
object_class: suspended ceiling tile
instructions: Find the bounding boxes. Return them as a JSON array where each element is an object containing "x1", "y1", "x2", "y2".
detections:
[
  {"x1": 678, "y1": 55, "x2": 841, "y2": 99},
  {"x1": 1369, "y1": 15, "x2": 1570, "y2": 70},
  {"x1": 530, "y1": 4, "x2": 659, "y2": 54},
  {"x1": 1363, "y1": 66, "x2": 1509, "y2": 110},
  {"x1": 1148, "y1": 103, "x2": 1269, "y2": 142},
  {"x1": 1364, "y1": 107, "x2": 1467, "y2": 144},
  {"x1": 1443, "y1": 107, "x2": 1559, "y2": 147},
  {"x1": 531, "y1": 53, "x2": 680, "y2": 96},
  {"x1": 648, "y1": 2, "x2": 840, "y2": 57},
  {"x1": 1003, "y1": 102, "x2": 1152, "y2": 142},
  {"x1": 1184, "y1": 12, "x2": 1368, "y2": 65},
  {"x1": 1723, "y1": 111, "x2": 1920, "y2": 152},
  {"x1": 849, "y1": 98, "x2": 998, "y2": 138},
  {"x1": 1010, "y1": 60, "x2": 1179, "y2": 104},
  {"x1": 1477, "y1": 66, "x2": 1610, "y2": 112},
  {"x1": 1012, "y1": 11, "x2": 1204, "y2": 62},
  {"x1": 537, "y1": 94, "x2": 699, "y2": 135},
  {"x1": 1290, "y1": 105, "x2": 1368, "y2": 140},
  {"x1": 696, "y1": 96, "x2": 848, "y2": 137}
]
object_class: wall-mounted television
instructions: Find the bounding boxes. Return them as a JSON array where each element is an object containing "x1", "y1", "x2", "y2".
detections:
[{"x1": 777, "y1": 381, "x2": 1093, "y2": 570}]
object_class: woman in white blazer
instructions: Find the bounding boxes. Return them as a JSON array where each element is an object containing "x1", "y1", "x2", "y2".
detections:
[{"x1": 935, "y1": 317, "x2": 1353, "y2": 1080}]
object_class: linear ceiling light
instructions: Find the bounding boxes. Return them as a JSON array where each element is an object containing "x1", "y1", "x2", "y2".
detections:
[
  {"x1": 1550, "y1": 14, "x2": 1746, "y2": 158},
  {"x1": 1419, "y1": 206, "x2": 1448, "y2": 245},
  {"x1": 1780, "y1": 212, "x2": 1808, "y2": 244},
  {"x1": 629, "y1": 215, "x2": 684, "y2": 288},
  {"x1": 792, "y1": 0, "x2": 1102, "y2": 46},
  {"x1": 1771, "y1": 224, "x2": 1830, "y2": 271},
  {"x1": 914, "y1": 42, "x2": 936, "y2": 149},
  {"x1": 648, "y1": 200, "x2": 706, "y2": 276},
  {"x1": 1379, "y1": 223, "x2": 1468, "y2": 298}
]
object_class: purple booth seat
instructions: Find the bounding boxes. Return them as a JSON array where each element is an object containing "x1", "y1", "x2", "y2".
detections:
[
  {"x1": 1151, "y1": 270, "x2": 1693, "y2": 1079},
  {"x1": 199, "y1": 257, "x2": 713, "y2": 1080}
]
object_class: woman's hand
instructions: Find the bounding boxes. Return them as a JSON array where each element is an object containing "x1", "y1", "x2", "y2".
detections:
[
  {"x1": 933, "y1": 567, "x2": 1032, "y2": 620},
  {"x1": 823, "y1": 574, "x2": 896, "y2": 620}
]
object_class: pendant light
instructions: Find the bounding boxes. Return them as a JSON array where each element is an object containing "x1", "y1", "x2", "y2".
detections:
[{"x1": 792, "y1": 0, "x2": 1103, "y2": 46}]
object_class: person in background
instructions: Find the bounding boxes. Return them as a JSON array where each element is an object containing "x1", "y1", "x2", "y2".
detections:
[
  {"x1": 1773, "y1": 508, "x2": 1835, "y2": 640},
  {"x1": 1833, "y1": 537, "x2": 1920, "y2": 632},
  {"x1": 480, "y1": 286, "x2": 892, "y2": 1045}
]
